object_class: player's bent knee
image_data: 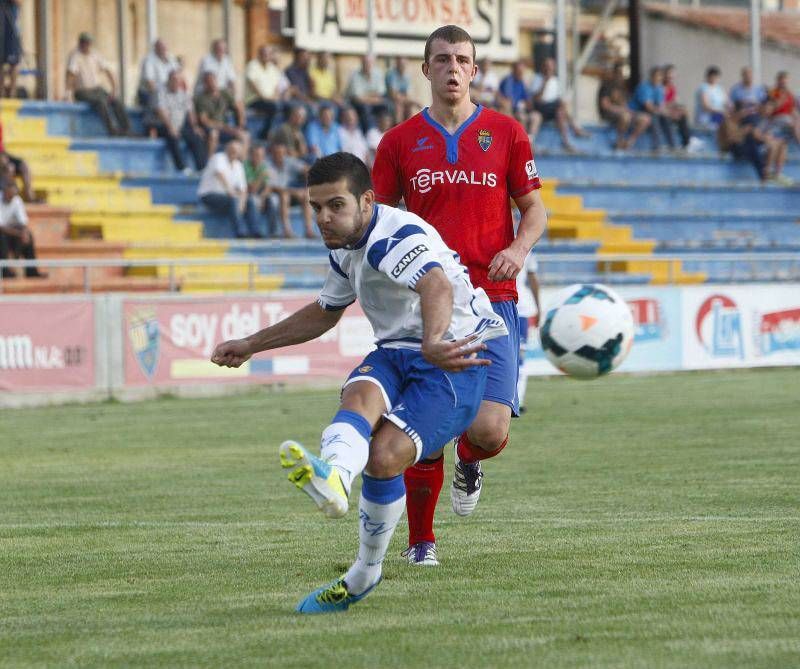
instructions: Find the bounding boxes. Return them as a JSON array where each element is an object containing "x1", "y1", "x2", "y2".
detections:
[
  {"x1": 365, "y1": 447, "x2": 406, "y2": 479},
  {"x1": 467, "y1": 421, "x2": 510, "y2": 453}
]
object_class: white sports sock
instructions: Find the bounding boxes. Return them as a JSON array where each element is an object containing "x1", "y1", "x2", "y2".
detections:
[
  {"x1": 344, "y1": 492, "x2": 406, "y2": 595},
  {"x1": 517, "y1": 367, "x2": 529, "y2": 408},
  {"x1": 320, "y1": 422, "x2": 369, "y2": 495}
]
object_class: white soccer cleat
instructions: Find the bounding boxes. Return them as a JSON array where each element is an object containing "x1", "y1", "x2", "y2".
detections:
[
  {"x1": 279, "y1": 440, "x2": 348, "y2": 519},
  {"x1": 450, "y1": 445, "x2": 483, "y2": 517},
  {"x1": 401, "y1": 541, "x2": 439, "y2": 567}
]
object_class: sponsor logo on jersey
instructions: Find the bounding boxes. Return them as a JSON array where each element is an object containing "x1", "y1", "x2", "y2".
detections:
[
  {"x1": 755, "y1": 307, "x2": 800, "y2": 355},
  {"x1": 696, "y1": 294, "x2": 744, "y2": 359},
  {"x1": 391, "y1": 244, "x2": 428, "y2": 277},
  {"x1": 525, "y1": 159, "x2": 538, "y2": 179},
  {"x1": 628, "y1": 298, "x2": 664, "y2": 342},
  {"x1": 128, "y1": 306, "x2": 160, "y2": 378},
  {"x1": 412, "y1": 136, "x2": 434, "y2": 152},
  {"x1": 358, "y1": 365, "x2": 373, "y2": 373},
  {"x1": 409, "y1": 167, "x2": 497, "y2": 194},
  {"x1": 478, "y1": 129, "x2": 492, "y2": 151}
]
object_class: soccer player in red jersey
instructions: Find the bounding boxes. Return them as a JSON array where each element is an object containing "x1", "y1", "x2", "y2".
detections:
[{"x1": 372, "y1": 25, "x2": 548, "y2": 566}]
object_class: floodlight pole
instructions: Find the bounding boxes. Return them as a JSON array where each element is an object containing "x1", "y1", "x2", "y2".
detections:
[
  {"x1": 556, "y1": 0, "x2": 568, "y2": 94},
  {"x1": 146, "y1": 0, "x2": 158, "y2": 46},
  {"x1": 36, "y1": 0, "x2": 50, "y2": 99},
  {"x1": 366, "y1": 0, "x2": 376, "y2": 59},
  {"x1": 116, "y1": 0, "x2": 128, "y2": 104},
  {"x1": 222, "y1": 0, "x2": 232, "y2": 45},
  {"x1": 750, "y1": 0, "x2": 762, "y2": 85}
]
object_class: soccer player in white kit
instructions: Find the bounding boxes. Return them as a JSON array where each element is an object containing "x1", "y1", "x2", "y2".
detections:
[
  {"x1": 210, "y1": 152, "x2": 507, "y2": 613},
  {"x1": 515, "y1": 251, "x2": 541, "y2": 412}
]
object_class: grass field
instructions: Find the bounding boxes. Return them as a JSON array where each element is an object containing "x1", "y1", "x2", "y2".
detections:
[{"x1": 1, "y1": 368, "x2": 799, "y2": 668}]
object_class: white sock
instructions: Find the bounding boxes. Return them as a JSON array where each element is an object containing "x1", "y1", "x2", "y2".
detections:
[
  {"x1": 517, "y1": 367, "x2": 529, "y2": 408},
  {"x1": 320, "y1": 419, "x2": 369, "y2": 495},
  {"x1": 344, "y1": 486, "x2": 405, "y2": 595}
]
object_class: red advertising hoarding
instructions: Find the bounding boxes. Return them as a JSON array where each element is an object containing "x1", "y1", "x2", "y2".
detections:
[
  {"x1": 0, "y1": 300, "x2": 95, "y2": 391},
  {"x1": 123, "y1": 296, "x2": 375, "y2": 387}
]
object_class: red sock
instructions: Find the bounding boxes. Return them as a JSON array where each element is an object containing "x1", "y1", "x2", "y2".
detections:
[
  {"x1": 456, "y1": 433, "x2": 508, "y2": 464},
  {"x1": 403, "y1": 456, "x2": 444, "y2": 546}
]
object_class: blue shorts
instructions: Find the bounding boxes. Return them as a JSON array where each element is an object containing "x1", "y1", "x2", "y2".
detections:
[
  {"x1": 343, "y1": 348, "x2": 488, "y2": 462},
  {"x1": 484, "y1": 300, "x2": 521, "y2": 416}
]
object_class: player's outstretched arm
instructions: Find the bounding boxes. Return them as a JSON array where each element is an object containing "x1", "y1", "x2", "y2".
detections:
[
  {"x1": 416, "y1": 269, "x2": 489, "y2": 373},
  {"x1": 488, "y1": 189, "x2": 547, "y2": 282},
  {"x1": 210, "y1": 301, "x2": 345, "y2": 368}
]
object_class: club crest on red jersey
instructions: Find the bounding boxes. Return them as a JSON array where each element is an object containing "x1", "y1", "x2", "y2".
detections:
[{"x1": 477, "y1": 129, "x2": 492, "y2": 151}]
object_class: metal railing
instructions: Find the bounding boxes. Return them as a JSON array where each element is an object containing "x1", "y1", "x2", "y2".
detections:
[{"x1": 1, "y1": 252, "x2": 799, "y2": 294}]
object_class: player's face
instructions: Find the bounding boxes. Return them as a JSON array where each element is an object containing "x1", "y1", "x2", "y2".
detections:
[
  {"x1": 308, "y1": 179, "x2": 374, "y2": 249},
  {"x1": 423, "y1": 39, "x2": 477, "y2": 104}
]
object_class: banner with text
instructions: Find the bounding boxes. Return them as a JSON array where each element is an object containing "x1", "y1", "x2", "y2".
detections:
[
  {"x1": 0, "y1": 299, "x2": 95, "y2": 391},
  {"x1": 290, "y1": 0, "x2": 518, "y2": 59},
  {"x1": 122, "y1": 296, "x2": 375, "y2": 387}
]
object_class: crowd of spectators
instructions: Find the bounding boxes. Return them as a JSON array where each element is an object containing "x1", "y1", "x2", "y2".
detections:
[{"x1": 695, "y1": 65, "x2": 797, "y2": 184}]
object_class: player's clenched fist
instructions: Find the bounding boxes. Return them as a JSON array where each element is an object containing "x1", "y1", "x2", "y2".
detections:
[
  {"x1": 211, "y1": 338, "x2": 253, "y2": 368},
  {"x1": 487, "y1": 245, "x2": 526, "y2": 282}
]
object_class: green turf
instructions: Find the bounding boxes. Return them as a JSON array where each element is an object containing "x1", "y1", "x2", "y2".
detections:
[{"x1": 1, "y1": 368, "x2": 799, "y2": 668}]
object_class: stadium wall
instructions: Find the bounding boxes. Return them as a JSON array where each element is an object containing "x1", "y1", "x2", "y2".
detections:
[
  {"x1": 2, "y1": 285, "x2": 799, "y2": 407},
  {"x1": 641, "y1": 11, "x2": 800, "y2": 101}
]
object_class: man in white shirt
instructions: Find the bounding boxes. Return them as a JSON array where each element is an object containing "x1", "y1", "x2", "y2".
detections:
[
  {"x1": 137, "y1": 39, "x2": 179, "y2": 108},
  {"x1": 338, "y1": 107, "x2": 369, "y2": 163},
  {"x1": 196, "y1": 39, "x2": 237, "y2": 97},
  {"x1": 345, "y1": 55, "x2": 390, "y2": 131},
  {"x1": 0, "y1": 182, "x2": 44, "y2": 279},
  {"x1": 197, "y1": 140, "x2": 250, "y2": 238},
  {"x1": 264, "y1": 142, "x2": 314, "y2": 238},
  {"x1": 531, "y1": 57, "x2": 589, "y2": 150},
  {"x1": 210, "y1": 152, "x2": 506, "y2": 614},
  {"x1": 245, "y1": 45, "x2": 290, "y2": 139}
]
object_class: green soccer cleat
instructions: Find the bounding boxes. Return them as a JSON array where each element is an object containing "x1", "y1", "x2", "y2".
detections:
[
  {"x1": 279, "y1": 440, "x2": 348, "y2": 518},
  {"x1": 295, "y1": 577, "x2": 382, "y2": 614}
]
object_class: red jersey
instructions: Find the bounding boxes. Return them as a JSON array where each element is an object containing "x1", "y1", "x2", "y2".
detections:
[{"x1": 372, "y1": 105, "x2": 541, "y2": 302}]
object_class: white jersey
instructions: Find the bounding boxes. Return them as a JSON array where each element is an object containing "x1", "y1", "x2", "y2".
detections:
[
  {"x1": 516, "y1": 252, "x2": 540, "y2": 318},
  {"x1": 317, "y1": 204, "x2": 508, "y2": 349}
]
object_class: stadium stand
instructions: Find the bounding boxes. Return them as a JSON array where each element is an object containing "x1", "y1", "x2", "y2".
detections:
[{"x1": 2, "y1": 72, "x2": 799, "y2": 293}]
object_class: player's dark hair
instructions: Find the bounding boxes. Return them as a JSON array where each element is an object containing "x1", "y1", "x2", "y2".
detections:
[
  {"x1": 307, "y1": 152, "x2": 373, "y2": 200},
  {"x1": 424, "y1": 25, "x2": 475, "y2": 63}
]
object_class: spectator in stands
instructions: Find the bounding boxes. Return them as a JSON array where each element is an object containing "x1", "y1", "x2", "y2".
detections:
[
  {"x1": 498, "y1": 60, "x2": 533, "y2": 127},
  {"x1": 310, "y1": 51, "x2": 340, "y2": 106},
  {"x1": 147, "y1": 70, "x2": 206, "y2": 174},
  {"x1": 285, "y1": 48, "x2": 313, "y2": 104},
  {"x1": 718, "y1": 109, "x2": 789, "y2": 185},
  {"x1": 530, "y1": 57, "x2": 589, "y2": 150},
  {"x1": 245, "y1": 46, "x2": 290, "y2": 140},
  {"x1": 597, "y1": 62, "x2": 650, "y2": 150},
  {"x1": 386, "y1": 57, "x2": 416, "y2": 123},
  {"x1": 243, "y1": 143, "x2": 272, "y2": 239},
  {"x1": 65, "y1": 32, "x2": 131, "y2": 136},
  {"x1": 631, "y1": 66, "x2": 688, "y2": 151},
  {"x1": 264, "y1": 142, "x2": 314, "y2": 239},
  {"x1": 729, "y1": 66, "x2": 767, "y2": 124},
  {"x1": 1, "y1": 0, "x2": 22, "y2": 98},
  {"x1": 196, "y1": 38, "x2": 237, "y2": 97},
  {"x1": 695, "y1": 65, "x2": 728, "y2": 129},
  {"x1": 366, "y1": 111, "x2": 393, "y2": 167},
  {"x1": 345, "y1": 55, "x2": 390, "y2": 132},
  {"x1": 194, "y1": 71, "x2": 249, "y2": 157},
  {"x1": 338, "y1": 106, "x2": 369, "y2": 163},
  {"x1": 306, "y1": 104, "x2": 342, "y2": 159},
  {"x1": 137, "y1": 39, "x2": 178, "y2": 109},
  {"x1": 662, "y1": 64, "x2": 691, "y2": 149},
  {"x1": 0, "y1": 120, "x2": 34, "y2": 201},
  {"x1": 0, "y1": 181, "x2": 45, "y2": 278},
  {"x1": 471, "y1": 57, "x2": 500, "y2": 109},
  {"x1": 269, "y1": 104, "x2": 310, "y2": 160},
  {"x1": 766, "y1": 71, "x2": 800, "y2": 145},
  {"x1": 197, "y1": 140, "x2": 250, "y2": 238}
]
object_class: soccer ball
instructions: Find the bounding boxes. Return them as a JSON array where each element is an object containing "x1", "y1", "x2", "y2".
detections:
[{"x1": 539, "y1": 283, "x2": 634, "y2": 379}]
